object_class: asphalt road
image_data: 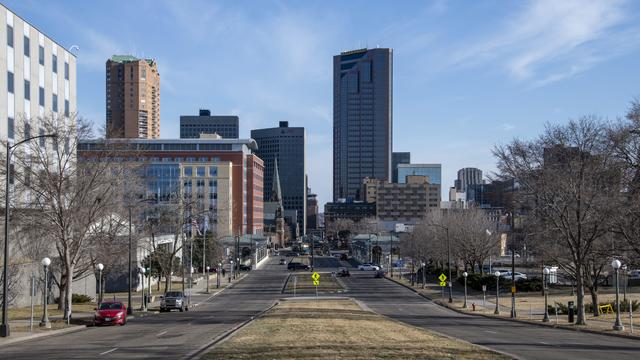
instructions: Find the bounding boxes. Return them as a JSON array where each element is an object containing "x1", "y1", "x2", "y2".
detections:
[
  {"x1": 0, "y1": 257, "x2": 288, "y2": 360},
  {"x1": 341, "y1": 272, "x2": 640, "y2": 360},
  {"x1": 3, "y1": 256, "x2": 640, "y2": 360}
]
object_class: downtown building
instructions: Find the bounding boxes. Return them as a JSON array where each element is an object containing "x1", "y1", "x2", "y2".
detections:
[
  {"x1": 106, "y1": 55, "x2": 160, "y2": 139},
  {"x1": 251, "y1": 121, "x2": 306, "y2": 236},
  {"x1": 397, "y1": 163, "x2": 441, "y2": 184},
  {"x1": 391, "y1": 152, "x2": 410, "y2": 183},
  {"x1": 78, "y1": 135, "x2": 264, "y2": 236},
  {"x1": 368, "y1": 175, "x2": 441, "y2": 222},
  {"x1": 333, "y1": 48, "x2": 393, "y2": 201},
  {"x1": 180, "y1": 109, "x2": 239, "y2": 139}
]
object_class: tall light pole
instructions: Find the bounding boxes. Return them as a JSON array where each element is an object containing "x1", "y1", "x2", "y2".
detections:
[
  {"x1": 542, "y1": 267, "x2": 550, "y2": 322},
  {"x1": 1, "y1": 133, "x2": 56, "y2": 337},
  {"x1": 494, "y1": 271, "x2": 501, "y2": 315},
  {"x1": 96, "y1": 263, "x2": 104, "y2": 304},
  {"x1": 612, "y1": 259, "x2": 624, "y2": 331},
  {"x1": 126, "y1": 198, "x2": 154, "y2": 316},
  {"x1": 39, "y1": 257, "x2": 51, "y2": 329},
  {"x1": 621, "y1": 264, "x2": 627, "y2": 303},
  {"x1": 205, "y1": 266, "x2": 210, "y2": 293},
  {"x1": 425, "y1": 224, "x2": 452, "y2": 303},
  {"x1": 217, "y1": 262, "x2": 221, "y2": 289},
  {"x1": 463, "y1": 271, "x2": 468, "y2": 309},
  {"x1": 421, "y1": 261, "x2": 426, "y2": 289},
  {"x1": 139, "y1": 267, "x2": 146, "y2": 311},
  {"x1": 509, "y1": 211, "x2": 516, "y2": 318}
]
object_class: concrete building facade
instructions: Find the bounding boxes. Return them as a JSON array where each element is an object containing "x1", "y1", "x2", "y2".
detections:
[
  {"x1": 180, "y1": 109, "x2": 239, "y2": 139},
  {"x1": 251, "y1": 121, "x2": 306, "y2": 235},
  {"x1": 375, "y1": 175, "x2": 441, "y2": 221},
  {"x1": 333, "y1": 48, "x2": 393, "y2": 201},
  {"x1": 106, "y1": 55, "x2": 160, "y2": 139}
]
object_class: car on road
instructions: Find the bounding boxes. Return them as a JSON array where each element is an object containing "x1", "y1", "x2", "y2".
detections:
[
  {"x1": 279, "y1": 258, "x2": 287, "y2": 265},
  {"x1": 287, "y1": 262, "x2": 310, "y2": 271},
  {"x1": 358, "y1": 263, "x2": 380, "y2": 271},
  {"x1": 94, "y1": 301, "x2": 127, "y2": 326},
  {"x1": 500, "y1": 271, "x2": 528, "y2": 281},
  {"x1": 239, "y1": 264, "x2": 251, "y2": 271},
  {"x1": 160, "y1": 291, "x2": 187, "y2": 312},
  {"x1": 336, "y1": 267, "x2": 350, "y2": 277},
  {"x1": 374, "y1": 270, "x2": 386, "y2": 278}
]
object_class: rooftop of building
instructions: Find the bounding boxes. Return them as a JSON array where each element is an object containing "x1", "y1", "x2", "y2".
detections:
[
  {"x1": 79, "y1": 136, "x2": 258, "y2": 150},
  {"x1": 110, "y1": 54, "x2": 155, "y2": 66},
  {"x1": 397, "y1": 163, "x2": 442, "y2": 167}
]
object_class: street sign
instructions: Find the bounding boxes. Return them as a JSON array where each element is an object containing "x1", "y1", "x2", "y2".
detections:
[
  {"x1": 439, "y1": 281, "x2": 446, "y2": 286},
  {"x1": 482, "y1": 285, "x2": 487, "y2": 292},
  {"x1": 511, "y1": 286, "x2": 516, "y2": 293},
  {"x1": 312, "y1": 272, "x2": 320, "y2": 281},
  {"x1": 438, "y1": 273, "x2": 447, "y2": 282},
  {"x1": 313, "y1": 279, "x2": 319, "y2": 286}
]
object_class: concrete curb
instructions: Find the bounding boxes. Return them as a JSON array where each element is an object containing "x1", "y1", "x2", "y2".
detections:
[
  {"x1": 385, "y1": 275, "x2": 640, "y2": 341},
  {"x1": 183, "y1": 301, "x2": 279, "y2": 360},
  {"x1": 0, "y1": 325, "x2": 86, "y2": 348}
]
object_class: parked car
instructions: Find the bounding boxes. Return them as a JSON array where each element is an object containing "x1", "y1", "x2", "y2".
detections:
[
  {"x1": 160, "y1": 291, "x2": 187, "y2": 312},
  {"x1": 279, "y1": 258, "x2": 287, "y2": 265},
  {"x1": 374, "y1": 270, "x2": 385, "y2": 278},
  {"x1": 336, "y1": 267, "x2": 350, "y2": 277},
  {"x1": 287, "y1": 262, "x2": 310, "y2": 271},
  {"x1": 94, "y1": 301, "x2": 127, "y2": 326},
  {"x1": 239, "y1": 264, "x2": 251, "y2": 271},
  {"x1": 358, "y1": 263, "x2": 380, "y2": 271}
]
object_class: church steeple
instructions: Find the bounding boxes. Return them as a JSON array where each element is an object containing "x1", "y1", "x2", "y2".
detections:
[{"x1": 271, "y1": 157, "x2": 283, "y2": 207}]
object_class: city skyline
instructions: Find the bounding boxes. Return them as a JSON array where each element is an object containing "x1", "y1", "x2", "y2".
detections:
[{"x1": 4, "y1": 0, "x2": 640, "y2": 207}]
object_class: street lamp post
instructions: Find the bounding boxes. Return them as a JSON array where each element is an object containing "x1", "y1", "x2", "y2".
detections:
[
  {"x1": 494, "y1": 271, "x2": 501, "y2": 315},
  {"x1": 205, "y1": 266, "x2": 210, "y2": 293},
  {"x1": 1, "y1": 133, "x2": 56, "y2": 337},
  {"x1": 463, "y1": 272, "x2": 468, "y2": 309},
  {"x1": 39, "y1": 257, "x2": 51, "y2": 329},
  {"x1": 127, "y1": 206, "x2": 133, "y2": 315},
  {"x1": 96, "y1": 263, "x2": 104, "y2": 304},
  {"x1": 139, "y1": 267, "x2": 146, "y2": 311},
  {"x1": 217, "y1": 262, "x2": 221, "y2": 289},
  {"x1": 621, "y1": 264, "x2": 627, "y2": 303},
  {"x1": 421, "y1": 261, "x2": 426, "y2": 289},
  {"x1": 612, "y1": 259, "x2": 624, "y2": 331},
  {"x1": 543, "y1": 267, "x2": 550, "y2": 322},
  {"x1": 230, "y1": 261, "x2": 234, "y2": 282}
]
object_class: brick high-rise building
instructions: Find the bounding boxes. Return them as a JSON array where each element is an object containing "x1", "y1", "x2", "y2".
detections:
[{"x1": 106, "y1": 55, "x2": 160, "y2": 139}]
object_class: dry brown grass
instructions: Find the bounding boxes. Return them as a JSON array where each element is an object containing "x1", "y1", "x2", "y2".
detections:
[
  {"x1": 9, "y1": 304, "x2": 96, "y2": 320},
  {"x1": 204, "y1": 299, "x2": 511, "y2": 360}
]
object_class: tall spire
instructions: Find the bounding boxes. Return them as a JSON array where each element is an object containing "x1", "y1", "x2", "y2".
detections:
[{"x1": 271, "y1": 157, "x2": 283, "y2": 206}]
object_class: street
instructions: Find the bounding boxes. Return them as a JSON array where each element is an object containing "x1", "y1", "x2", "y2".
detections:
[{"x1": 2, "y1": 257, "x2": 640, "y2": 360}]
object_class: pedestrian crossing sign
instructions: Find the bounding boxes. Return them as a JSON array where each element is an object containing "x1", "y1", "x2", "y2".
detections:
[
  {"x1": 438, "y1": 274, "x2": 447, "y2": 282},
  {"x1": 439, "y1": 281, "x2": 447, "y2": 287},
  {"x1": 312, "y1": 272, "x2": 320, "y2": 281},
  {"x1": 313, "y1": 279, "x2": 320, "y2": 286}
]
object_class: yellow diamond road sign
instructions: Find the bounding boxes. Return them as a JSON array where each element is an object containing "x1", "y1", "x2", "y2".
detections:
[
  {"x1": 313, "y1": 279, "x2": 320, "y2": 286},
  {"x1": 438, "y1": 274, "x2": 447, "y2": 282},
  {"x1": 439, "y1": 281, "x2": 447, "y2": 287},
  {"x1": 312, "y1": 272, "x2": 320, "y2": 281}
]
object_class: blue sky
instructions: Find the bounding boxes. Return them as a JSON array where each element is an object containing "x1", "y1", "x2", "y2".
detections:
[{"x1": 6, "y1": 0, "x2": 640, "y2": 207}]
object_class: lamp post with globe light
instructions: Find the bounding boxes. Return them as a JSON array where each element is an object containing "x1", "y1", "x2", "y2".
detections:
[
  {"x1": 463, "y1": 272, "x2": 468, "y2": 309},
  {"x1": 39, "y1": 257, "x2": 52, "y2": 329},
  {"x1": 205, "y1": 266, "x2": 210, "y2": 293},
  {"x1": 96, "y1": 263, "x2": 104, "y2": 303},
  {"x1": 494, "y1": 271, "x2": 501, "y2": 315},
  {"x1": 612, "y1": 259, "x2": 624, "y2": 331},
  {"x1": 543, "y1": 267, "x2": 550, "y2": 322},
  {"x1": 217, "y1": 262, "x2": 222, "y2": 289}
]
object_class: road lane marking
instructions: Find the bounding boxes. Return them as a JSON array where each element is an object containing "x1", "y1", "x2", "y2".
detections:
[
  {"x1": 157, "y1": 330, "x2": 168, "y2": 336},
  {"x1": 485, "y1": 330, "x2": 497, "y2": 334},
  {"x1": 540, "y1": 341, "x2": 549, "y2": 345},
  {"x1": 99, "y1": 348, "x2": 118, "y2": 355}
]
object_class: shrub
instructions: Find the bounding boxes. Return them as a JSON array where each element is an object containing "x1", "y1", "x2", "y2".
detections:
[{"x1": 72, "y1": 293, "x2": 93, "y2": 304}]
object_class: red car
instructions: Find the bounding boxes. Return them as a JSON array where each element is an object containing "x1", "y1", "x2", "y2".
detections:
[{"x1": 94, "y1": 301, "x2": 127, "y2": 326}]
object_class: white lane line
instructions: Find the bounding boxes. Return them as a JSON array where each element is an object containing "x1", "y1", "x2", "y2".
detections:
[
  {"x1": 157, "y1": 330, "x2": 168, "y2": 336},
  {"x1": 485, "y1": 330, "x2": 497, "y2": 334},
  {"x1": 540, "y1": 341, "x2": 549, "y2": 345},
  {"x1": 99, "y1": 348, "x2": 118, "y2": 355}
]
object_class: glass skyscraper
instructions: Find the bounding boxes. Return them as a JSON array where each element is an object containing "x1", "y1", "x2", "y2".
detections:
[
  {"x1": 333, "y1": 48, "x2": 393, "y2": 201},
  {"x1": 397, "y1": 164, "x2": 442, "y2": 185}
]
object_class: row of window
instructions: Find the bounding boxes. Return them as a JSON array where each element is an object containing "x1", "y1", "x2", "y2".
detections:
[
  {"x1": 7, "y1": 25, "x2": 70, "y2": 79},
  {"x1": 7, "y1": 72, "x2": 69, "y2": 114},
  {"x1": 183, "y1": 166, "x2": 218, "y2": 177}
]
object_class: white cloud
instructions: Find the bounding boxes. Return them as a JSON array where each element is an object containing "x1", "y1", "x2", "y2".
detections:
[{"x1": 451, "y1": 0, "x2": 639, "y2": 86}]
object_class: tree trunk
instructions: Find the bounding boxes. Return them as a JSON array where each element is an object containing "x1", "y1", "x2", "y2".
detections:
[
  {"x1": 575, "y1": 266, "x2": 587, "y2": 325},
  {"x1": 589, "y1": 286, "x2": 599, "y2": 317},
  {"x1": 64, "y1": 262, "x2": 73, "y2": 320}
]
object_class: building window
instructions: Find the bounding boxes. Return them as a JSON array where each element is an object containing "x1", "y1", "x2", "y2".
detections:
[
  {"x1": 39, "y1": 128, "x2": 45, "y2": 147},
  {"x1": 209, "y1": 167, "x2": 217, "y2": 176},
  {"x1": 197, "y1": 167, "x2": 205, "y2": 177},
  {"x1": 24, "y1": 123, "x2": 31, "y2": 139},
  {"x1": 184, "y1": 167, "x2": 192, "y2": 177},
  {"x1": 52, "y1": 94, "x2": 58, "y2": 112},
  {"x1": 8, "y1": 117, "x2": 14, "y2": 139},
  {"x1": 39, "y1": 87, "x2": 44, "y2": 106},
  {"x1": 24, "y1": 79, "x2": 30, "y2": 100},
  {"x1": 23, "y1": 36, "x2": 29, "y2": 57},
  {"x1": 64, "y1": 100, "x2": 69, "y2": 117},
  {"x1": 52, "y1": 54, "x2": 57, "y2": 73},
  {"x1": 64, "y1": 62, "x2": 69, "y2": 80},
  {"x1": 7, "y1": 72, "x2": 14, "y2": 93},
  {"x1": 39, "y1": 45, "x2": 44, "y2": 65},
  {"x1": 6, "y1": 25, "x2": 13, "y2": 48}
]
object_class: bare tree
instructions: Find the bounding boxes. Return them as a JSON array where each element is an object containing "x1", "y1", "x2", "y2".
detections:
[{"x1": 493, "y1": 116, "x2": 623, "y2": 325}]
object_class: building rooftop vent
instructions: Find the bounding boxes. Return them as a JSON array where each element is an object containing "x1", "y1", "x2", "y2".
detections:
[
  {"x1": 279, "y1": 121, "x2": 289, "y2": 128},
  {"x1": 199, "y1": 109, "x2": 211, "y2": 116}
]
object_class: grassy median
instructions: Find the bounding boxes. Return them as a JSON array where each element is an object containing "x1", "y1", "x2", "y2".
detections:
[{"x1": 204, "y1": 299, "x2": 511, "y2": 360}]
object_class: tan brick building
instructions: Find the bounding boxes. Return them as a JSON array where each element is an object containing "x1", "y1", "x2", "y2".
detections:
[
  {"x1": 106, "y1": 55, "x2": 160, "y2": 139},
  {"x1": 375, "y1": 175, "x2": 441, "y2": 221}
]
